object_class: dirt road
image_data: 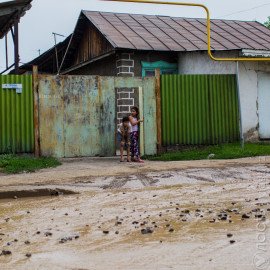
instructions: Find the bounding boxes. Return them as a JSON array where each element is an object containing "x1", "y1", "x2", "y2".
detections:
[{"x1": 0, "y1": 157, "x2": 270, "y2": 270}]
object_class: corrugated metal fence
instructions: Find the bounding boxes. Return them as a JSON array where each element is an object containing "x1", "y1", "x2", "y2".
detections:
[
  {"x1": 161, "y1": 74, "x2": 239, "y2": 146},
  {"x1": 0, "y1": 75, "x2": 34, "y2": 154}
]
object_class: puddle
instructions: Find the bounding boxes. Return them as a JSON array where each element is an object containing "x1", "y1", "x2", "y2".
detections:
[{"x1": 0, "y1": 188, "x2": 78, "y2": 200}]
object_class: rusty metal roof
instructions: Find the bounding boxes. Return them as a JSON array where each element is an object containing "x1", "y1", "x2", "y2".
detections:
[
  {"x1": 82, "y1": 11, "x2": 270, "y2": 52},
  {"x1": 0, "y1": 0, "x2": 32, "y2": 39}
]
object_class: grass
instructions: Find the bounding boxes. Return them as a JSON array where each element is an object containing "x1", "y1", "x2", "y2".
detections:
[
  {"x1": 147, "y1": 143, "x2": 270, "y2": 161},
  {"x1": 0, "y1": 154, "x2": 61, "y2": 174}
]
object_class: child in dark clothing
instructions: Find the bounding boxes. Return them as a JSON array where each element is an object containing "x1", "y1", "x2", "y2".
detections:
[{"x1": 117, "y1": 116, "x2": 131, "y2": 162}]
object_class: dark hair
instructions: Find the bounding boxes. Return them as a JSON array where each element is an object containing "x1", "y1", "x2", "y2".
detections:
[
  {"x1": 131, "y1": 106, "x2": 139, "y2": 117},
  {"x1": 122, "y1": 116, "x2": 130, "y2": 123}
]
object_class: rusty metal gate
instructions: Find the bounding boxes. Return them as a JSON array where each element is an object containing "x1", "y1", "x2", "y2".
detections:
[
  {"x1": 161, "y1": 74, "x2": 240, "y2": 146},
  {"x1": 38, "y1": 75, "x2": 156, "y2": 158},
  {"x1": 0, "y1": 75, "x2": 34, "y2": 154}
]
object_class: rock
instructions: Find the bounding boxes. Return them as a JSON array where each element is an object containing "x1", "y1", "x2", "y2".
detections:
[
  {"x1": 115, "y1": 221, "x2": 122, "y2": 226},
  {"x1": 27, "y1": 211, "x2": 30, "y2": 214},
  {"x1": 103, "y1": 231, "x2": 109, "y2": 234},
  {"x1": 230, "y1": 240, "x2": 236, "y2": 244},
  {"x1": 165, "y1": 224, "x2": 170, "y2": 227},
  {"x1": 24, "y1": 241, "x2": 30, "y2": 245},
  {"x1": 65, "y1": 213, "x2": 68, "y2": 216},
  {"x1": 227, "y1": 233, "x2": 233, "y2": 238},
  {"x1": 169, "y1": 228, "x2": 174, "y2": 232},
  {"x1": 26, "y1": 253, "x2": 32, "y2": 258},
  {"x1": 1, "y1": 250, "x2": 12, "y2": 256},
  {"x1": 36, "y1": 231, "x2": 41, "y2": 234},
  {"x1": 141, "y1": 227, "x2": 153, "y2": 234},
  {"x1": 74, "y1": 236, "x2": 79, "y2": 239},
  {"x1": 59, "y1": 237, "x2": 73, "y2": 244},
  {"x1": 45, "y1": 232, "x2": 52, "y2": 237},
  {"x1": 242, "y1": 214, "x2": 250, "y2": 219},
  {"x1": 115, "y1": 231, "x2": 119, "y2": 235}
]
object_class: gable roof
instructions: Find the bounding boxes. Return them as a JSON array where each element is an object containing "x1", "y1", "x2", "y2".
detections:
[
  {"x1": 82, "y1": 10, "x2": 270, "y2": 52},
  {"x1": 0, "y1": 0, "x2": 32, "y2": 39},
  {"x1": 11, "y1": 35, "x2": 71, "y2": 74}
]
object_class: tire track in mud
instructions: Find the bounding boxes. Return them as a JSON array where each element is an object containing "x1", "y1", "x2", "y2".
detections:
[{"x1": 101, "y1": 174, "x2": 159, "y2": 189}]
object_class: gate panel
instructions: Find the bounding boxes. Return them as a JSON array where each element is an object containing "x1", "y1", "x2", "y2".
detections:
[
  {"x1": 0, "y1": 75, "x2": 34, "y2": 154},
  {"x1": 38, "y1": 75, "x2": 156, "y2": 158},
  {"x1": 161, "y1": 74, "x2": 239, "y2": 146}
]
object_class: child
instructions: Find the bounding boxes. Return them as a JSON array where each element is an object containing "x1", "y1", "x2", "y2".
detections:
[
  {"x1": 129, "y1": 106, "x2": 144, "y2": 163},
  {"x1": 118, "y1": 116, "x2": 131, "y2": 162}
]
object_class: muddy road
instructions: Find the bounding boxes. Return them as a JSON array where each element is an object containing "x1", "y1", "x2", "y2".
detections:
[{"x1": 0, "y1": 157, "x2": 270, "y2": 270}]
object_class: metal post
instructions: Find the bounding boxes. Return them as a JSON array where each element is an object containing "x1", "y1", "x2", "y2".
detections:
[
  {"x1": 14, "y1": 21, "x2": 19, "y2": 74},
  {"x1": 53, "y1": 33, "x2": 59, "y2": 72},
  {"x1": 5, "y1": 34, "x2": 8, "y2": 69},
  {"x1": 236, "y1": 61, "x2": 244, "y2": 149}
]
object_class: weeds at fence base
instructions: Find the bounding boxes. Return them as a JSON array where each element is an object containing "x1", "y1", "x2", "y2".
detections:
[
  {"x1": 0, "y1": 155, "x2": 61, "y2": 174},
  {"x1": 146, "y1": 143, "x2": 270, "y2": 161}
]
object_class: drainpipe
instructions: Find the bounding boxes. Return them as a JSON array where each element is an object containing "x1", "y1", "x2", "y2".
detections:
[{"x1": 236, "y1": 61, "x2": 244, "y2": 149}]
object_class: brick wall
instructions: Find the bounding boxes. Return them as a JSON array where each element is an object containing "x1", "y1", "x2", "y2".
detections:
[
  {"x1": 116, "y1": 87, "x2": 138, "y2": 125},
  {"x1": 116, "y1": 53, "x2": 134, "y2": 77}
]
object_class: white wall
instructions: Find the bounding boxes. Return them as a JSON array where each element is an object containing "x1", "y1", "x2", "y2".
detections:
[{"x1": 178, "y1": 51, "x2": 270, "y2": 140}]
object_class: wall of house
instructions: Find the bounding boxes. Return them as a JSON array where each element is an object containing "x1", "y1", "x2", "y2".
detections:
[
  {"x1": 68, "y1": 54, "x2": 117, "y2": 76},
  {"x1": 178, "y1": 51, "x2": 270, "y2": 141},
  {"x1": 115, "y1": 51, "x2": 178, "y2": 77},
  {"x1": 72, "y1": 21, "x2": 113, "y2": 66}
]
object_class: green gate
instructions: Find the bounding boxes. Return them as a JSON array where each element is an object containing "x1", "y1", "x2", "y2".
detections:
[
  {"x1": 161, "y1": 74, "x2": 240, "y2": 146},
  {"x1": 0, "y1": 75, "x2": 34, "y2": 154}
]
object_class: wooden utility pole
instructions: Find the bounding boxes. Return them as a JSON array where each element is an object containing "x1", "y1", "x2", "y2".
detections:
[
  {"x1": 33, "y1": 65, "x2": 40, "y2": 157},
  {"x1": 14, "y1": 21, "x2": 19, "y2": 74}
]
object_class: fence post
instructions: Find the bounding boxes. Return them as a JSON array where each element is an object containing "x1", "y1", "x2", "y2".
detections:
[
  {"x1": 155, "y1": 69, "x2": 162, "y2": 154},
  {"x1": 33, "y1": 65, "x2": 40, "y2": 157}
]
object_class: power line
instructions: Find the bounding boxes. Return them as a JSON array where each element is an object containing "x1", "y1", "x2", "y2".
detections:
[{"x1": 224, "y1": 2, "x2": 270, "y2": 17}]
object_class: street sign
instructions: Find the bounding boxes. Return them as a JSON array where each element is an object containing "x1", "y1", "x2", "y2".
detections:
[{"x1": 2, "y1": 84, "x2": 23, "y2": 94}]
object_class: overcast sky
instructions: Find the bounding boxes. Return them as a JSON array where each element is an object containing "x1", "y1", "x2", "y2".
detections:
[{"x1": 0, "y1": 0, "x2": 270, "y2": 70}]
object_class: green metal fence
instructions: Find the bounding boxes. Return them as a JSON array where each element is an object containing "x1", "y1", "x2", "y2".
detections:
[
  {"x1": 161, "y1": 74, "x2": 239, "y2": 146},
  {"x1": 0, "y1": 75, "x2": 34, "y2": 154}
]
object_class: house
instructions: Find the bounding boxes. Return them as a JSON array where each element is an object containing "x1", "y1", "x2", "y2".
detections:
[{"x1": 19, "y1": 11, "x2": 270, "y2": 142}]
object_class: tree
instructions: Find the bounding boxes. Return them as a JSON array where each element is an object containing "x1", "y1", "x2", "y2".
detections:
[{"x1": 264, "y1": 16, "x2": 270, "y2": 29}]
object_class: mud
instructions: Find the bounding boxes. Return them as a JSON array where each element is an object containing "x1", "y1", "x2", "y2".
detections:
[{"x1": 0, "y1": 158, "x2": 270, "y2": 269}]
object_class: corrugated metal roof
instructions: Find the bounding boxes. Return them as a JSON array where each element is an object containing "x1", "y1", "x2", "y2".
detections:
[{"x1": 82, "y1": 10, "x2": 270, "y2": 52}]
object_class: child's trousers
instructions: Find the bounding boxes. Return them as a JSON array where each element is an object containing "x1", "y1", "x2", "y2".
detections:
[{"x1": 130, "y1": 131, "x2": 139, "y2": 158}]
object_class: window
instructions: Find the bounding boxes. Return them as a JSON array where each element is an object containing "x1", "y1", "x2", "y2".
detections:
[{"x1": 141, "y1": 61, "x2": 178, "y2": 77}]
